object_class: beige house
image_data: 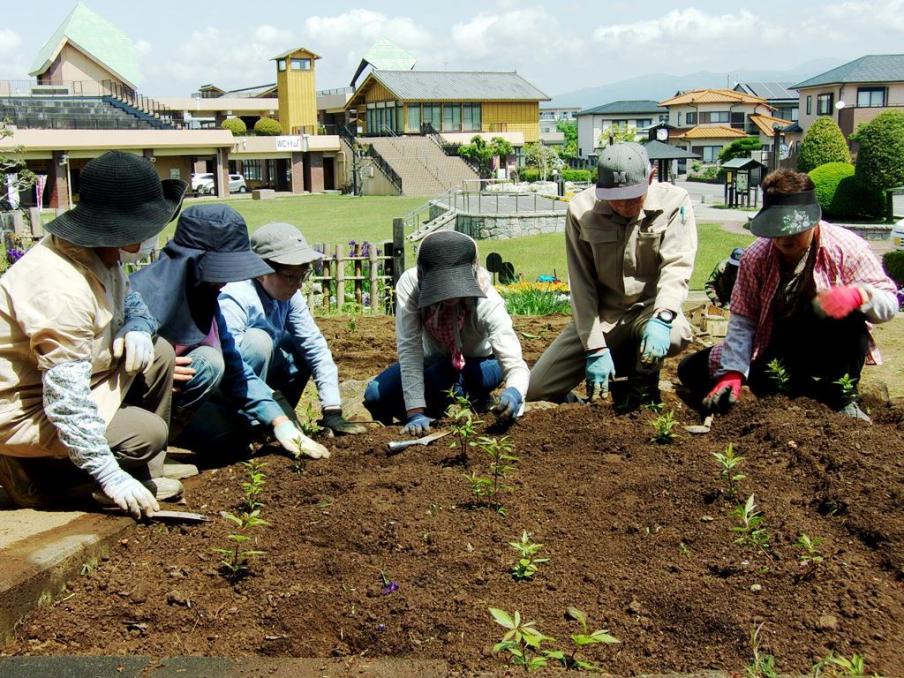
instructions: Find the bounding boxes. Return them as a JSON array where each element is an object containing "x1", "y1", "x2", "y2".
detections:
[
  {"x1": 793, "y1": 54, "x2": 904, "y2": 139},
  {"x1": 575, "y1": 100, "x2": 667, "y2": 159},
  {"x1": 660, "y1": 88, "x2": 790, "y2": 162}
]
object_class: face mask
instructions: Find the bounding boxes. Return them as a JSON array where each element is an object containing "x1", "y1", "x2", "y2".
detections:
[{"x1": 120, "y1": 236, "x2": 158, "y2": 264}]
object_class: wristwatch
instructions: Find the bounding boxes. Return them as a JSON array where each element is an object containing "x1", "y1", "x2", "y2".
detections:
[{"x1": 655, "y1": 309, "x2": 676, "y2": 323}]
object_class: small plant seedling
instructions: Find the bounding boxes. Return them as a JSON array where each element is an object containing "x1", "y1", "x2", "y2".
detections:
[
  {"x1": 466, "y1": 436, "x2": 518, "y2": 515},
  {"x1": 346, "y1": 315, "x2": 359, "y2": 334},
  {"x1": 213, "y1": 509, "x2": 269, "y2": 582},
  {"x1": 642, "y1": 400, "x2": 665, "y2": 414},
  {"x1": 509, "y1": 531, "x2": 549, "y2": 581},
  {"x1": 834, "y1": 373, "x2": 858, "y2": 403},
  {"x1": 379, "y1": 570, "x2": 399, "y2": 595},
  {"x1": 552, "y1": 606, "x2": 620, "y2": 671},
  {"x1": 239, "y1": 458, "x2": 266, "y2": 512},
  {"x1": 794, "y1": 533, "x2": 825, "y2": 579},
  {"x1": 732, "y1": 494, "x2": 771, "y2": 552},
  {"x1": 712, "y1": 443, "x2": 746, "y2": 499},
  {"x1": 489, "y1": 607, "x2": 555, "y2": 672},
  {"x1": 745, "y1": 622, "x2": 778, "y2": 678},
  {"x1": 298, "y1": 401, "x2": 323, "y2": 438},
  {"x1": 650, "y1": 410, "x2": 678, "y2": 444},
  {"x1": 812, "y1": 651, "x2": 879, "y2": 677},
  {"x1": 446, "y1": 389, "x2": 480, "y2": 460},
  {"x1": 765, "y1": 359, "x2": 791, "y2": 394}
]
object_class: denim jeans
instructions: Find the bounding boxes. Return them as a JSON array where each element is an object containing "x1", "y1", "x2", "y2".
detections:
[
  {"x1": 363, "y1": 355, "x2": 503, "y2": 424},
  {"x1": 170, "y1": 345, "x2": 226, "y2": 444},
  {"x1": 238, "y1": 328, "x2": 310, "y2": 409}
]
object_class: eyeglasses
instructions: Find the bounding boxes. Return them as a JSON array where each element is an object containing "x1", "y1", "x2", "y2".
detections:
[{"x1": 275, "y1": 265, "x2": 312, "y2": 285}]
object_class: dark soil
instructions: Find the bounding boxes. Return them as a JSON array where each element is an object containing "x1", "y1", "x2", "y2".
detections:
[{"x1": 4, "y1": 315, "x2": 904, "y2": 676}]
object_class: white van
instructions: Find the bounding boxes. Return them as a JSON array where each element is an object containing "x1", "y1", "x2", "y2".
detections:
[{"x1": 892, "y1": 217, "x2": 904, "y2": 251}]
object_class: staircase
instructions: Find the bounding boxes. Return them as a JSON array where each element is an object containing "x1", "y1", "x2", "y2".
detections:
[
  {"x1": 0, "y1": 96, "x2": 177, "y2": 130},
  {"x1": 360, "y1": 136, "x2": 479, "y2": 196}
]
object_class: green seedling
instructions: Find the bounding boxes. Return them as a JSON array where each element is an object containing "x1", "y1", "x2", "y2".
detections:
[
  {"x1": 213, "y1": 509, "x2": 269, "y2": 582},
  {"x1": 650, "y1": 410, "x2": 678, "y2": 444},
  {"x1": 446, "y1": 389, "x2": 480, "y2": 459},
  {"x1": 549, "y1": 606, "x2": 620, "y2": 672},
  {"x1": 466, "y1": 436, "x2": 518, "y2": 515},
  {"x1": 834, "y1": 373, "x2": 858, "y2": 403},
  {"x1": 712, "y1": 443, "x2": 746, "y2": 499},
  {"x1": 298, "y1": 401, "x2": 323, "y2": 438},
  {"x1": 731, "y1": 494, "x2": 771, "y2": 552},
  {"x1": 239, "y1": 458, "x2": 266, "y2": 512},
  {"x1": 489, "y1": 607, "x2": 555, "y2": 672},
  {"x1": 745, "y1": 622, "x2": 778, "y2": 678},
  {"x1": 346, "y1": 315, "x2": 359, "y2": 334},
  {"x1": 765, "y1": 359, "x2": 790, "y2": 394},
  {"x1": 794, "y1": 533, "x2": 825, "y2": 579},
  {"x1": 642, "y1": 400, "x2": 665, "y2": 414},
  {"x1": 509, "y1": 531, "x2": 548, "y2": 581},
  {"x1": 812, "y1": 652, "x2": 880, "y2": 677}
]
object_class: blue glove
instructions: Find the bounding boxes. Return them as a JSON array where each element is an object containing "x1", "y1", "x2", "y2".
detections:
[
  {"x1": 640, "y1": 317, "x2": 672, "y2": 363},
  {"x1": 401, "y1": 412, "x2": 434, "y2": 436},
  {"x1": 491, "y1": 387, "x2": 524, "y2": 422},
  {"x1": 585, "y1": 348, "x2": 616, "y2": 399}
]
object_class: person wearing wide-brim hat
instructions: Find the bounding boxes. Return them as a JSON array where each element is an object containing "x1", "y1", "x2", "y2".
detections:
[
  {"x1": 217, "y1": 222, "x2": 366, "y2": 436},
  {"x1": 0, "y1": 150, "x2": 188, "y2": 519},
  {"x1": 131, "y1": 205, "x2": 329, "y2": 459},
  {"x1": 704, "y1": 246, "x2": 746, "y2": 308},
  {"x1": 526, "y1": 142, "x2": 697, "y2": 410},
  {"x1": 678, "y1": 169, "x2": 898, "y2": 422},
  {"x1": 363, "y1": 230, "x2": 530, "y2": 434}
]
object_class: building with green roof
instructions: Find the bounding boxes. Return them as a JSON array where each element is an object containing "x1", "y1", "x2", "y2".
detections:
[{"x1": 575, "y1": 100, "x2": 667, "y2": 159}]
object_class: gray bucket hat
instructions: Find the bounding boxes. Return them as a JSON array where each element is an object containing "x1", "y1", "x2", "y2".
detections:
[
  {"x1": 596, "y1": 142, "x2": 652, "y2": 200},
  {"x1": 251, "y1": 222, "x2": 324, "y2": 266},
  {"x1": 416, "y1": 231, "x2": 485, "y2": 309},
  {"x1": 749, "y1": 189, "x2": 821, "y2": 238}
]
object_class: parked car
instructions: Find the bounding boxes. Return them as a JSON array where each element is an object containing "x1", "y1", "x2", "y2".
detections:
[
  {"x1": 191, "y1": 173, "x2": 214, "y2": 192},
  {"x1": 194, "y1": 173, "x2": 248, "y2": 195}
]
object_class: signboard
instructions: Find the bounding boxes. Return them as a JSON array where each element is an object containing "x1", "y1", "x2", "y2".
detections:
[
  {"x1": 169, "y1": 168, "x2": 181, "y2": 180},
  {"x1": 275, "y1": 136, "x2": 303, "y2": 151},
  {"x1": 736, "y1": 173, "x2": 749, "y2": 192}
]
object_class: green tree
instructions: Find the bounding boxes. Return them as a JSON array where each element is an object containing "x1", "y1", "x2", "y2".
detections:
[
  {"x1": 253, "y1": 117, "x2": 282, "y2": 136},
  {"x1": 458, "y1": 135, "x2": 514, "y2": 178},
  {"x1": 853, "y1": 109, "x2": 904, "y2": 192},
  {"x1": 0, "y1": 121, "x2": 36, "y2": 204},
  {"x1": 523, "y1": 142, "x2": 562, "y2": 180},
  {"x1": 808, "y1": 162, "x2": 884, "y2": 219},
  {"x1": 797, "y1": 117, "x2": 850, "y2": 173},
  {"x1": 556, "y1": 120, "x2": 577, "y2": 158},
  {"x1": 597, "y1": 125, "x2": 638, "y2": 148},
  {"x1": 718, "y1": 136, "x2": 762, "y2": 162},
  {"x1": 221, "y1": 117, "x2": 247, "y2": 136}
]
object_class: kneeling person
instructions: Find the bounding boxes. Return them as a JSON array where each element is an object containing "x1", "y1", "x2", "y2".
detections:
[{"x1": 219, "y1": 222, "x2": 365, "y2": 436}]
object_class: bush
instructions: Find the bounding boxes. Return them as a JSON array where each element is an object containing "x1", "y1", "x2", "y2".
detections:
[
  {"x1": 687, "y1": 166, "x2": 723, "y2": 183},
  {"x1": 854, "y1": 110, "x2": 904, "y2": 193},
  {"x1": 253, "y1": 117, "x2": 282, "y2": 136},
  {"x1": 882, "y1": 250, "x2": 904, "y2": 287},
  {"x1": 518, "y1": 167, "x2": 540, "y2": 182},
  {"x1": 808, "y1": 162, "x2": 884, "y2": 219},
  {"x1": 561, "y1": 169, "x2": 591, "y2": 182},
  {"x1": 221, "y1": 117, "x2": 247, "y2": 136},
  {"x1": 798, "y1": 117, "x2": 850, "y2": 173},
  {"x1": 719, "y1": 137, "x2": 762, "y2": 163}
]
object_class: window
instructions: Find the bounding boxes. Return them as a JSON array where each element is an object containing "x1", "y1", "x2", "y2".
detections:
[
  {"x1": 442, "y1": 103, "x2": 461, "y2": 132},
  {"x1": 463, "y1": 103, "x2": 481, "y2": 131},
  {"x1": 857, "y1": 87, "x2": 886, "y2": 107},
  {"x1": 791, "y1": 107, "x2": 799, "y2": 122},
  {"x1": 702, "y1": 146, "x2": 721, "y2": 163},
  {"x1": 700, "y1": 111, "x2": 730, "y2": 124},
  {"x1": 422, "y1": 104, "x2": 442, "y2": 132},
  {"x1": 241, "y1": 160, "x2": 262, "y2": 182},
  {"x1": 290, "y1": 58, "x2": 311, "y2": 70},
  {"x1": 277, "y1": 59, "x2": 286, "y2": 72},
  {"x1": 635, "y1": 118, "x2": 652, "y2": 129},
  {"x1": 730, "y1": 112, "x2": 746, "y2": 129},
  {"x1": 677, "y1": 112, "x2": 682, "y2": 126},
  {"x1": 407, "y1": 104, "x2": 421, "y2": 132},
  {"x1": 806, "y1": 95, "x2": 812, "y2": 115},
  {"x1": 816, "y1": 93, "x2": 834, "y2": 116},
  {"x1": 685, "y1": 112, "x2": 697, "y2": 125}
]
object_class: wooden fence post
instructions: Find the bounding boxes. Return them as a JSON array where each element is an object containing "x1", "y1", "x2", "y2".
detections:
[
  {"x1": 392, "y1": 217, "x2": 405, "y2": 290},
  {"x1": 368, "y1": 245, "x2": 379, "y2": 312},
  {"x1": 11, "y1": 211, "x2": 27, "y2": 237},
  {"x1": 321, "y1": 245, "x2": 332, "y2": 313},
  {"x1": 28, "y1": 208, "x2": 44, "y2": 238},
  {"x1": 353, "y1": 243, "x2": 363, "y2": 307},
  {"x1": 335, "y1": 244, "x2": 345, "y2": 310}
]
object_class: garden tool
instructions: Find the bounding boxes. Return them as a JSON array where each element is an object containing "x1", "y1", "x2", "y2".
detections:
[
  {"x1": 387, "y1": 430, "x2": 451, "y2": 454},
  {"x1": 683, "y1": 414, "x2": 714, "y2": 435}
]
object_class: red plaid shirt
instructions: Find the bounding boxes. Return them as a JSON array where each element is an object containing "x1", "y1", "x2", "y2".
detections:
[{"x1": 712, "y1": 221, "x2": 896, "y2": 374}]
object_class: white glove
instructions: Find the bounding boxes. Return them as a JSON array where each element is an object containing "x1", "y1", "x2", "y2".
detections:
[
  {"x1": 112, "y1": 329, "x2": 154, "y2": 375},
  {"x1": 97, "y1": 467, "x2": 159, "y2": 519},
  {"x1": 273, "y1": 420, "x2": 330, "y2": 459}
]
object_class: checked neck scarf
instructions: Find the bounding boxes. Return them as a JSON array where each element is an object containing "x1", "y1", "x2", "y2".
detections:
[{"x1": 424, "y1": 303, "x2": 466, "y2": 371}]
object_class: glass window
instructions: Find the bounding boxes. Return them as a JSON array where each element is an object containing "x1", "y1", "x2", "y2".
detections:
[
  {"x1": 677, "y1": 112, "x2": 683, "y2": 126},
  {"x1": 423, "y1": 104, "x2": 442, "y2": 132},
  {"x1": 242, "y1": 160, "x2": 262, "y2": 182},
  {"x1": 791, "y1": 107, "x2": 799, "y2": 121},
  {"x1": 857, "y1": 87, "x2": 886, "y2": 107},
  {"x1": 806, "y1": 95, "x2": 812, "y2": 115},
  {"x1": 685, "y1": 112, "x2": 697, "y2": 125},
  {"x1": 463, "y1": 103, "x2": 481, "y2": 131},
  {"x1": 442, "y1": 103, "x2": 461, "y2": 132},
  {"x1": 816, "y1": 93, "x2": 834, "y2": 115},
  {"x1": 635, "y1": 119, "x2": 652, "y2": 129},
  {"x1": 700, "y1": 111, "x2": 729, "y2": 124},
  {"x1": 277, "y1": 59, "x2": 286, "y2": 72},
  {"x1": 702, "y1": 146, "x2": 721, "y2": 162},
  {"x1": 407, "y1": 104, "x2": 421, "y2": 132},
  {"x1": 291, "y1": 58, "x2": 311, "y2": 70}
]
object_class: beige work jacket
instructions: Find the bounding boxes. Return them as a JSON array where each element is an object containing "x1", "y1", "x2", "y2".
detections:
[
  {"x1": 0, "y1": 236, "x2": 133, "y2": 458},
  {"x1": 566, "y1": 182, "x2": 697, "y2": 350}
]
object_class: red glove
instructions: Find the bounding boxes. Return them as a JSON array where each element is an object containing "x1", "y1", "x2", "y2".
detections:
[
  {"x1": 702, "y1": 371, "x2": 743, "y2": 413},
  {"x1": 814, "y1": 286, "x2": 866, "y2": 319}
]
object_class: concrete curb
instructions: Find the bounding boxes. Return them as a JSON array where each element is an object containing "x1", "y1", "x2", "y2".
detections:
[{"x1": 0, "y1": 512, "x2": 132, "y2": 642}]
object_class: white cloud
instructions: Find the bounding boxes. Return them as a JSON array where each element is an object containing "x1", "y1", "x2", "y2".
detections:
[
  {"x1": 452, "y1": 8, "x2": 581, "y2": 60},
  {"x1": 826, "y1": 0, "x2": 904, "y2": 31},
  {"x1": 304, "y1": 9, "x2": 432, "y2": 53},
  {"x1": 0, "y1": 28, "x2": 22, "y2": 55},
  {"x1": 253, "y1": 25, "x2": 293, "y2": 46},
  {"x1": 593, "y1": 8, "x2": 786, "y2": 47},
  {"x1": 134, "y1": 39, "x2": 152, "y2": 57}
]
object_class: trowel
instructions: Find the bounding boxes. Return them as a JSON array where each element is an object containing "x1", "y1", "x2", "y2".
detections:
[
  {"x1": 683, "y1": 414, "x2": 714, "y2": 435},
  {"x1": 387, "y1": 430, "x2": 451, "y2": 454}
]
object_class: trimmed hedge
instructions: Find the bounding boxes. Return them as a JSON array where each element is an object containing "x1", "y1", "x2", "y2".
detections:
[
  {"x1": 854, "y1": 109, "x2": 904, "y2": 193},
  {"x1": 882, "y1": 250, "x2": 904, "y2": 287},
  {"x1": 221, "y1": 117, "x2": 247, "y2": 136},
  {"x1": 253, "y1": 117, "x2": 282, "y2": 136},
  {"x1": 517, "y1": 168, "x2": 592, "y2": 183},
  {"x1": 798, "y1": 117, "x2": 850, "y2": 173},
  {"x1": 562, "y1": 169, "x2": 591, "y2": 182},
  {"x1": 808, "y1": 162, "x2": 884, "y2": 219}
]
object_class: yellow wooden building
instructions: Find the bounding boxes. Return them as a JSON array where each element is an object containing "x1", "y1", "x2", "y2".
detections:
[
  {"x1": 345, "y1": 70, "x2": 549, "y2": 142},
  {"x1": 272, "y1": 47, "x2": 320, "y2": 135}
]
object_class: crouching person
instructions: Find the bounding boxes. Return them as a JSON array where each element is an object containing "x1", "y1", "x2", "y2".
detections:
[
  {"x1": 219, "y1": 222, "x2": 365, "y2": 436},
  {"x1": 0, "y1": 152, "x2": 186, "y2": 518},
  {"x1": 678, "y1": 169, "x2": 898, "y2": 422},
  {"x1": 131, "y1": 205, "x2": 329, "y2": 459},
  {"x1": 364, "y1": 231, "x2": 529, "y2": 435}
]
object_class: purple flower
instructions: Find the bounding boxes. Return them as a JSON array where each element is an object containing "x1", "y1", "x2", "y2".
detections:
[
  {"x1": 6, "y1": 247, "x2": 24, "y2": 265},
  {"x1": 377, "y1": 624, "x2": 386, "y2": 633},
  {"x1": 379, "y1": 570, "x2": 399, "y2": 595}
]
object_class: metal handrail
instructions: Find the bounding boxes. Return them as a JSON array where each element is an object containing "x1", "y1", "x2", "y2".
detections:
[{"x1": 365, "y1": 144, "x2": 403, "y2": 193}]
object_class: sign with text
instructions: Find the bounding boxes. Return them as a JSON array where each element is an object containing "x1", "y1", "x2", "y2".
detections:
[{"x1": 275, "y1": 136, "x2": 304, "y2": 151}]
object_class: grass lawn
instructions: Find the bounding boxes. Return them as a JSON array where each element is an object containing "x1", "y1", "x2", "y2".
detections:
[{"x1": 484, "y1": 222, "x2": 754, "y2": 290}]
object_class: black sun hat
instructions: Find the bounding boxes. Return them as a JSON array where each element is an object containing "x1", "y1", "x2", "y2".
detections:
[
  {"x1": 748, "y1": 189, "x2": 822, "y2": 238},
  {"x1": 416, "y1": 231, "x2": 485, "y2": 309},
  {"x1": 45, "y1": 151, "x2": 186, "y2": 248}
]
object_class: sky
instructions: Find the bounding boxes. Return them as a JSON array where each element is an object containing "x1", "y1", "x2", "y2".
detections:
[{"x1": 1, "y1": 0, "x2": 903, "y2": 98}]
